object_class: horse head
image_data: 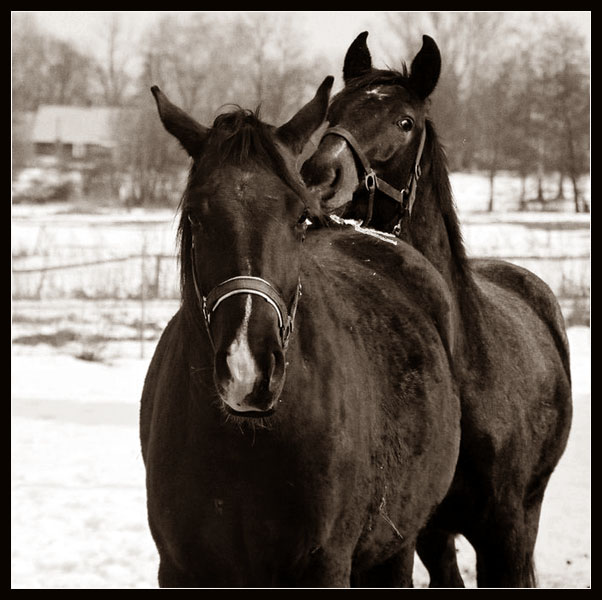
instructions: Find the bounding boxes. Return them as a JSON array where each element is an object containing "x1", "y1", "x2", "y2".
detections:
[
  {"x1": 151, "y1": 76, "x2": 333, "y2": 417},
  {"x1": 302, "y1": 32, "x2": 441, "y2": 233}
]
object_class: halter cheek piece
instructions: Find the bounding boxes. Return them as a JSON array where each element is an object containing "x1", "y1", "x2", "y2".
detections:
[
  {"x1": 189, "y1": 239, "x2": 301, "y2": 352},
  {"x1": 322, "y1": 124, "x2": 427, "y2": 234}
]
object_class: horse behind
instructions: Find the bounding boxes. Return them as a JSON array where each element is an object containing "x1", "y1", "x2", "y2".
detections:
[
  {"x1": 302, "y1": 32, "x2": 573, "y2": 587},
  {"x1": 140, "y1": 79, "x2": 461, "y2": 587}
]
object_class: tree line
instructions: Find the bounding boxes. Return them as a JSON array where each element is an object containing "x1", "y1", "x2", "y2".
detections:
[
  {"x1": 387, "y1": 12, "x2": 590, "y2": 212},
  {"x1": 12, "y1": 12, "x2": 589, "y2": 211}
]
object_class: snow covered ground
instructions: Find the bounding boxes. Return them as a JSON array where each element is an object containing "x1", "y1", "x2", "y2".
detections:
[{"x1": 11, "y1": 326, "x2": 590, "y2": 589}]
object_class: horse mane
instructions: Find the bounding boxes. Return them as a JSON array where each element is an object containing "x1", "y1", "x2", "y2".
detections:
[
  {"x1": 338, "y1": 66, "x2": 411, "y2": 94},
  {"x1": 420, "y1": 117, "x2": 493, "y2": 366},
  {"x1": 183, "y1": 107, "x2": 315, "y2": 207},
  {"x1": 423, "y1": 118, "x2": 471, "y2": 277}
]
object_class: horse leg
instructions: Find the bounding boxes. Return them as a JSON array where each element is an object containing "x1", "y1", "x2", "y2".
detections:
[
  {"x1": 470, "y1": 470, "x2": 557, "y2": 589},
  {"x1": 416, "y1": 528, "x2": 465, "y2": 587},
  {"x1": 468, "y1": 503, "x2": 540, "y2": 588},
  {"x1": 157, "y1": 556, "x2": 203, "y2": 588},
  {"x1": 351, "y1": 546, "x2": 415, "y2": 588},
  {"x1": 473, "y1": 538, "x2": 536, "y2": 587}
]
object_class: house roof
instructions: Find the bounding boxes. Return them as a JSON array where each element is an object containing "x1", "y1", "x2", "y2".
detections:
[{"x1": 31, "y1": 106, "x2": 122, "y2": 147}]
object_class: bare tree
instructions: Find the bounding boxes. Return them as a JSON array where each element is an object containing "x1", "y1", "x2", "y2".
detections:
[
  {"x1": 114, "y1": 12, "x2": 330, "y2": 206},
  {"x1": 473, "y1": 59, "x2": 518, "y2": 211},
  {"x1": 12, "y1": 13, "x2": 96, "y2": 109},
  {"x1": 95, "y1": 13, "x2": 132, "y2": 107},
  {"x1": 225, "y1": 13, "x2": 324, "y2": 124},
  {"x1": 139, "y1": 13, "x2": 223, "y2": 118},
  {"x1": 536, "y1": 22, "x2": 590, "y2": 212},
  {"x1": 385, "y1": 12, "x2": 510, "y2": 170}
]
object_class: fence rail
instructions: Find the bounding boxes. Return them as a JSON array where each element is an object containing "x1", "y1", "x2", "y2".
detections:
[
  {"x1": 12, "y1": 254, "x2": 155, "y2": 273},
  {"x1": 12, "y1": 251, "x2": 590, "y2": 358},
  {"x1": 12, "y1": 252, "x2": 591, "y2": 275},
  {"x1": 12, "y1": 253, "x2": 179, "y2": 301},
  {"x1": 12, "y1": 251, "x2": 590, "y2": 302}
]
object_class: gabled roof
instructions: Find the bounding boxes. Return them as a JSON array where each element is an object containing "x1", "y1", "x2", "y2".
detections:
[{"x1": 31, "y1": 105, "x2": 122, "y2": 147}]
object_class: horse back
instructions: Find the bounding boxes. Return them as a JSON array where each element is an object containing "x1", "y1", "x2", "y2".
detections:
[
  {"x1": 459, "y1": 258, "x2": 573, "y2": 491},
  {"x1": 471, "y1": 258, "x2": 571, "y2": 382},
  {"x1": 306, "y1": 225, "x2": 459, "y2": 367}
]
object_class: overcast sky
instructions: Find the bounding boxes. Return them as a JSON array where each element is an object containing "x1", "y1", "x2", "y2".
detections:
[
  {"x1": 18, "y1": 11, "x2": 591, "y2": 61},
  {"x1": 21, "y1": 11, "x2": 384, "y2": 59}
]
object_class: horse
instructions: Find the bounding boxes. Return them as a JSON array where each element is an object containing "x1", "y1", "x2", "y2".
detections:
[
  {"x1": 301, "y1": 32, "x2": 573, "y2": 588},
  {"x1": 140, "y1": 77, "x2": 462, "y2": 587}
]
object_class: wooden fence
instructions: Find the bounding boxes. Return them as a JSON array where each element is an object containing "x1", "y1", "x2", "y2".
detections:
[
  {"x1": 12, "y1": 251, "x2": 590, "y2": 301},
  {"x1": 12, "y1": 250, "x2": 590, "y2": 359}
]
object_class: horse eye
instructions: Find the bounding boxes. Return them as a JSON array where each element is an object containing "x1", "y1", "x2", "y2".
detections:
[{"x1": 397, "y1": 118, "x2": 414, "y2": 132}]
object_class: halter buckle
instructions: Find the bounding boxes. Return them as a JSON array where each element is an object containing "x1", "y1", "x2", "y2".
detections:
[{"x1": 364, "y1": 170, "x2": 376, "y2": 193}]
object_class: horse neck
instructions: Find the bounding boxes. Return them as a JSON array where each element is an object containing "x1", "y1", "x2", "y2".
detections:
[
  {"x1": 378, "y1": 132, "x2": 467, "y2": 295},
  {"x1": 384, "y1": 144, "x2": 487, "y2": 362},
  {"x1": 408, "y1": 180, "x2": 464, "y2": 293}
]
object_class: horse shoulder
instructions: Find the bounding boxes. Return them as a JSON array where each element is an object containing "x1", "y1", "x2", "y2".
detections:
[{"x1": 140, "y1": 310, "x2": 186, "y2": 462}]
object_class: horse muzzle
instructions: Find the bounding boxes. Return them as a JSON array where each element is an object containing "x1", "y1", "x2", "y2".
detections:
[
  {"x1": 214, "y1": 341, "x2": 286, "y2": 417},
  {"x1": 189, "y1": 242, "x2": 301, "y2": 417},
  {"x1": 301, "y1": 134, "x2": 359, "y2": 212}
]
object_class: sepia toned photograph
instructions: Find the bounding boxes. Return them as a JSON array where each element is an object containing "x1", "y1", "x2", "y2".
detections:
[{"x1": 12, "y1": 10, "x2": 590, "y2": 589}]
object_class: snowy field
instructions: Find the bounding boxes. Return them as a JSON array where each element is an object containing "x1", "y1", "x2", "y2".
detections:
[
  {"x1": 12, "y1": 172, "x2": 590, "y2": 588},
  {"x1": 11, "y1": 327, "x2": 590, "y2": 589}
]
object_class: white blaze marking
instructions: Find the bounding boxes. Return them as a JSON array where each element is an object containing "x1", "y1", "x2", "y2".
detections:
[
  {"x1": 366, "y1": 86, "x2": 392, "y2": 100},
  {"x1": 224, "y1": 294, "x2": 259, "y2": 409}
]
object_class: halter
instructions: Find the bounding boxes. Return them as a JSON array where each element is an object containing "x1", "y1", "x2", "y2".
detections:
[
  {"x1": 189, "y1": 240, "x2": 301, "y2": 352},
  {"x1": 322, "y1": 124, "x2": 427, "y2": 233}
]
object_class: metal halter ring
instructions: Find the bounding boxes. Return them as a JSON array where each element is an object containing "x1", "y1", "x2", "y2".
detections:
[{"x1": 364, "y1": 170, "x2": 377, "y2": 193}]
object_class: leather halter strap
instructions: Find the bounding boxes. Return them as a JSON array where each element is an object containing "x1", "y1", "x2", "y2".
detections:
[
  {"x1": 322, "y1": 124, "x2": 427, "y2": 230},
  {"x1": 190, "y1": 242, "x2": 300, "y2": 351}
]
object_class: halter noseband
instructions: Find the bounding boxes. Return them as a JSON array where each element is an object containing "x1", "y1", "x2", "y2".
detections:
[
  {"x1": 322, "y1": 124, "x2": 426, "y2": 232},
  {"x1": 190, "y1": 241, "x2": 301, "y2": 352}
]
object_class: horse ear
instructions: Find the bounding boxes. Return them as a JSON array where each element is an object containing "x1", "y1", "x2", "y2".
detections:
[
  {"x1": 276, "y1": 76, "x2": 334, "y2": 156},
  {"x1": 151, "y1": 86, "x2": 208, "y2": 156},
  {"x1": 343, "y1": 31, "x2": 372, "y2": 83},
  {"x1": 408, "y1": 35, "x2": 441, "y2": 100}
]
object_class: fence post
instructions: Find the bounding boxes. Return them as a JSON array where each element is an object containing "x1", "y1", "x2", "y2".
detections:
[
  {"x1": 153, "y1": 254, "x2": 162, "y2": 298},
  {"x1": 140, "y1": 235, "x2": 146, "y2": 359}
]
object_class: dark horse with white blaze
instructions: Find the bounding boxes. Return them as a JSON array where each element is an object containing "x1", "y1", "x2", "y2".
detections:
[
  {"x1": 302, "y1": 33, "x2": 573, "y2": 587},
  {"x1": 140, "y1": 77, "x2": 462, "y2": 587}
]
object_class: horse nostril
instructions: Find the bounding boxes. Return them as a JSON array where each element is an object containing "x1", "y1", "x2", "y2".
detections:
[
  {"x1": 331, "y1": 166, "x2": 341, "y2": 188},
  {"x1": 303, "y1": 156, "x2": 340, "y2": 191},
  {"x1": 262, "y1": 349, "x2": 283, "y2": 395},
  {"x1": 214, "y1": 350, "x2": 230, "y2": 387}
]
